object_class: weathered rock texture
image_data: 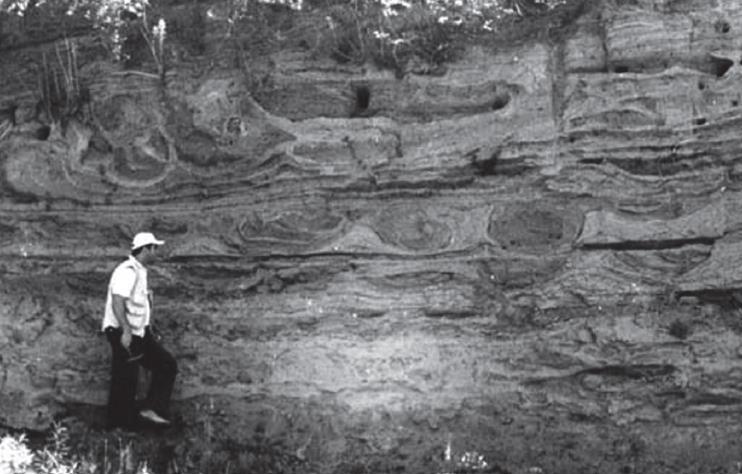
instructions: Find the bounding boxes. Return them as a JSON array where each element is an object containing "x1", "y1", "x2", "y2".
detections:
[{"x1": 3, "y1": 0, "x2": 742, "y2": 472}]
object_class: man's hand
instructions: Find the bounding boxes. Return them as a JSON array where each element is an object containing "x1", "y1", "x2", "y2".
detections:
[
  {"x1": 120, "y1": 329, "x2": 132, "y2": 353},
  {"x1": 111, "y1": 294, "x2": 133, "y2": 352}
]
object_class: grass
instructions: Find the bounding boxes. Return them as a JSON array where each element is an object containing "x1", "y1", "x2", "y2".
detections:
[
  {"x1": 0, "y1": 423, "x2": 153, "y2": 474},
  {"x1": 0, "y1": 412, "x2": 309, "y2": 474},
  {"x1": 205, "y1": 0, "x2": 588, "y2": 80},
  {"x1": 0, "y1": 419, "x2": 496, "y2": 474},
  {"x1": 255, "y1": 0, "x2": 581, "y2": 72}
]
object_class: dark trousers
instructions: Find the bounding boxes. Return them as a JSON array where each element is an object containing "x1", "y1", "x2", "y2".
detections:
[{"x1": 105, "y1": 326, "x2": 177, "y2": 428}]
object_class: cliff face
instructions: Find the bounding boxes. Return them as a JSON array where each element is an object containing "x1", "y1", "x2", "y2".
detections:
[{"x1": 3, "y1": 0, "x2": 742, "y2": 472}]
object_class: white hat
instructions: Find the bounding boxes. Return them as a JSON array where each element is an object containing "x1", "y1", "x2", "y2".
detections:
[{"x1": 131, "y1": 232, "x2": 165, "y2": 250}]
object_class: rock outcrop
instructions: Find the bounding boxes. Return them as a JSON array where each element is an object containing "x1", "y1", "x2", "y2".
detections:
[{"x1": 3, "y1": 0, "x2": 742, "y2": 472}]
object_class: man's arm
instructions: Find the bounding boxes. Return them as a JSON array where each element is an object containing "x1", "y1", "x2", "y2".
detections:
[
  {"x1": 111, "y1": 294, "x2": 133, "y2": 351},
  {"x1": 146, "y1": 290, "x2": 163, "y2": 340}
]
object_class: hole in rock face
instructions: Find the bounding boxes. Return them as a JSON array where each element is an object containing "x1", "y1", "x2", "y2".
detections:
[
  {"x1": 668, "y1": 319, "x2": 691, "y2": 339},
  {"x1": 715, "y1": 20, "x2": 731, "y2": 34},
  {"x1": 354, "y1": 85, "x2": 370, "y2": 114},
  {"x1": 711, "y1": 57, "x2": 734, "y2": 77},
  {"x1": 694, "y1": 117, "x2": 707, "y2": 126},
  {"x1": 733, "y1": 100, "x2": 739, "y2": 107},
  {"x1": 491, "y1": 93, "x2": 510, "y2": 111},
  {"x1": 36, "y1": 125, "x2": 51, "y2": 140},
  {"x1": 613, "y1": 65, "x2": 629, "y2": 73},
  {"x1": 698, "y1": 81, "x2": 706, "y2": 90},
  {"x1": 471, "y1": 151, "x2": 499, "y2": 176}
]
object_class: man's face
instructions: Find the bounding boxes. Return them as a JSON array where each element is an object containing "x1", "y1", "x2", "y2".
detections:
[{"x1": 138, "y1": 244, "x2": 159, "y2": 264}]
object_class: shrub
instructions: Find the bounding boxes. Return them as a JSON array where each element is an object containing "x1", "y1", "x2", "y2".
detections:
[
  {"x1": 0, "y1": 423, "x2": 152, "y2": 474},
  {"x1": 256, "y1": 0, "x2": 575, "y2": 74},
  {"x1": 37, "y1": 39, "x2": 90, "y2": 130},
  {"x1": 2, "y1": 0, "x2": 578, "y2": 78},
  {"x1": 0, "y1": 434, "x2": 34, "y2": 473},
  {"x1": 0, "y1": 426, "x2": 85, "y2": 474}
]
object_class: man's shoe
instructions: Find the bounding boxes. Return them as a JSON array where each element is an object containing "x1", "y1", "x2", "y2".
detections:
[{"x1": 139, "y1": 409, "x2": 171, "y2": 425}]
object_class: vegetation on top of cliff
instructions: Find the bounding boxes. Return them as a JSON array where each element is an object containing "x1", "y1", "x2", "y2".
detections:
[
  {"x1": 0, "y1": 0, "x2": 585, "y2": 129},
  {"x1": 1, "y1": 0, "x2": 585, "y2": 74},
  {"x1": 296, "y1": 0, "x2": 584, "y2": 74}
]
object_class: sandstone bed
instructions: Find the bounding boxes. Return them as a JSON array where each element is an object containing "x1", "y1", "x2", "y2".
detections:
[{"x1": 3, "y1": 0, "x2": 742, "y2": 472}]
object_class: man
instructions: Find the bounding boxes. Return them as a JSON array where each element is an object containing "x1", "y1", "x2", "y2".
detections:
[{"x1": 102, "y1": 231, "x2": 177, "y2": 429}]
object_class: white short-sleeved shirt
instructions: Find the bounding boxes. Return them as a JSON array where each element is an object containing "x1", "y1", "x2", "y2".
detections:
[{"x1": 102, "y1": 256, "x2": 150, "y2": 336}]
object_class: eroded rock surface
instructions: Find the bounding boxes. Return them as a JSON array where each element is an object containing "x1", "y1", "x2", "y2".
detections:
[{"x1": 3, "y1": 0, "x2": 742, "y2": 472}]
